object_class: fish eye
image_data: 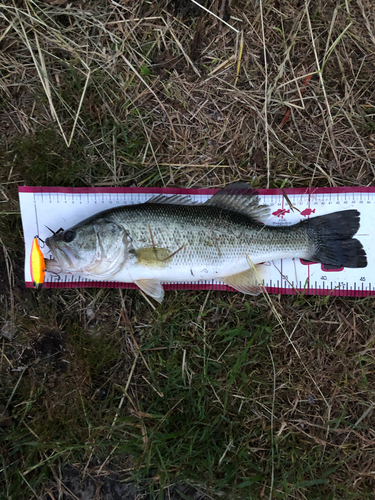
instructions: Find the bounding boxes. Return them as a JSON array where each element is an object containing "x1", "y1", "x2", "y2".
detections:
[{"x1": 63, "y1": 230, "x2": 76, "y2": 243}]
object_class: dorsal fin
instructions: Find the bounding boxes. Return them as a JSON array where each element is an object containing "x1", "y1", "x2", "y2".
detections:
[
  {"x1": 204, "y1": 182, "x2": 270, "y2": 222},
  {"x1": 146, "y1": 194, "x2": 199, "y2": 206}
]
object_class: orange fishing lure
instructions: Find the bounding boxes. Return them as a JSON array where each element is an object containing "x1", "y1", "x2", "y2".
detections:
[{"x1": 30, "y1": 236, "x2": 45, "y2": 290}]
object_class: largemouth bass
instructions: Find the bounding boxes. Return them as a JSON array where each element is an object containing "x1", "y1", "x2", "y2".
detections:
[{"x1": 45, "y1": 184, "x2": 367, "y2": 302}]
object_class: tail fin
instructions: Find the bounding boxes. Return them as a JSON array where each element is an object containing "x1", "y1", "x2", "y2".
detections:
[{"x1": 304, "y1": 210, "x2": 367, "y2": 268}]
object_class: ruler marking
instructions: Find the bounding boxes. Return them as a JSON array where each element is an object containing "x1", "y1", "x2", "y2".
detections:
[{"x1": 22, "y1": 187, "x2": 375, "y2": 296}]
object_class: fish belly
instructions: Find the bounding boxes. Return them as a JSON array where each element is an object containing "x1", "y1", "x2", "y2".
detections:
[
  {"x1": 111, "y1": 244, "x2": 309, "y2": 284},
  {"x1": 112, "y1": 259, "x2": 249, "y2": 283}
]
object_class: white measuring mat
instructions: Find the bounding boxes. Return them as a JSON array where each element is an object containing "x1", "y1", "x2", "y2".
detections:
[{"x1": 19, "y1": 186, "x2": 375, "y2": 297}]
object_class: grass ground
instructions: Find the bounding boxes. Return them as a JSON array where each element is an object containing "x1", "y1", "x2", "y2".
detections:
[{"x1": 1, "y1": 0, "x2": 375, "y2": 498}]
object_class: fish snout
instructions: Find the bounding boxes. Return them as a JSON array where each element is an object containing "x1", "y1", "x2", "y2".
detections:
[{"x1": 45, "y1": 258, "x2": 62, "y2": 273}]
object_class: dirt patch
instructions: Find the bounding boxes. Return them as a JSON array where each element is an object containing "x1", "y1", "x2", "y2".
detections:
[{"x1": 21, "y1": 329, "x2": 68, "y2": 376}]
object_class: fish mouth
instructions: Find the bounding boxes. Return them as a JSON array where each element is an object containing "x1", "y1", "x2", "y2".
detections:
[
  {"x1": 45, "y1": 239, "x2": 78, "y2": 273},
  {"x1": 45, "y1": 257, "x2": 62, "y2": 273}
]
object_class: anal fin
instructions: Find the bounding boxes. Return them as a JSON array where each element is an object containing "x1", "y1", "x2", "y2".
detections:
[
  {"x1": 219, "y1": 265, "x2": 265, "y2": 295},
  {"x1": 135, "y1": 279, "x2": 165, "y2": 303}
]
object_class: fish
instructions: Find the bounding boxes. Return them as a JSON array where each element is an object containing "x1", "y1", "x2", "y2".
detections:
[
  {"x1": 272, "y1": 208, "x2": 290, "y2": 218},
  {"x1": 300, "y1": 208, "x2": 316, "y2": 217},
  {"x1": 30, "y1": 236, "x2": 45, "y2": 290},
  {"x1": 45, "y1": 183, "x2": 367, "y2": 303}
]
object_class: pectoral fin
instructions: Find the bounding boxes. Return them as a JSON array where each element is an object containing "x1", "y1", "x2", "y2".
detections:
[
  {"x1": 136, "y1": 247, "x2": 171, "y2": 268},
  {"x1": 135, "y1": 279, "x2": 165, "y2": 303},
  {"x1": 220, "y1": 265, "x2": 265, "y2": 295}
]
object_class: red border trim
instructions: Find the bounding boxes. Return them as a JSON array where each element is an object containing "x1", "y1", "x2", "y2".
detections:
[
  {"x1": 18, "y1": 185, "x2": 375, "y2": 195},
  {"x1": 25, "y1": 281, "x2": 375, "y2": 297}
]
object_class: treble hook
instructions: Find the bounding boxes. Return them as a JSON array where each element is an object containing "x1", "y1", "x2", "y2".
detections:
[{"x1": 45, "y1": 225, "x2": 64, "y2": 236}]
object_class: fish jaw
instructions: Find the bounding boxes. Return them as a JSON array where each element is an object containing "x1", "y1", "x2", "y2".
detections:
[
  {"x1": 45, "y1": 241, "x2": 88, "y2": 274},
  {"x1": 45, "y1": 257, "x2": 62, "y2": 274}
]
